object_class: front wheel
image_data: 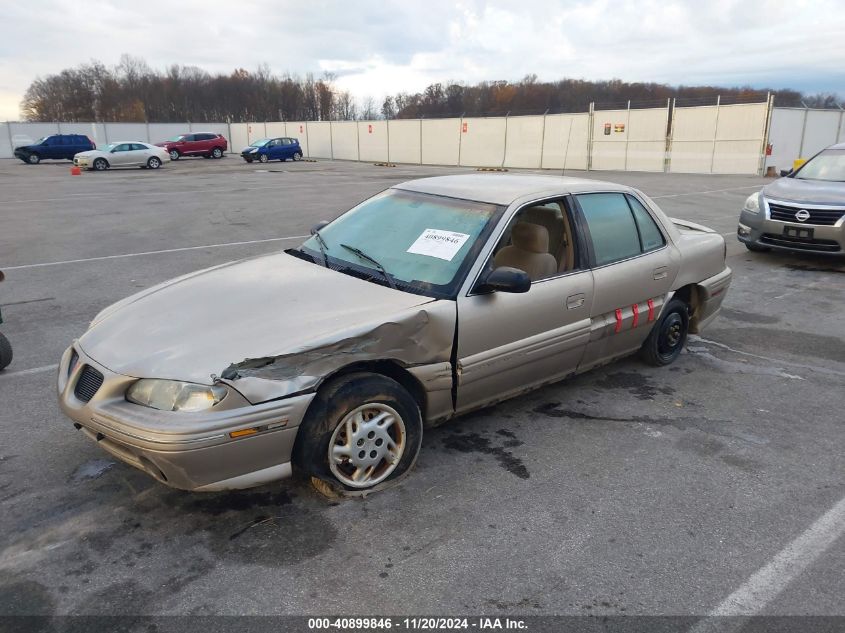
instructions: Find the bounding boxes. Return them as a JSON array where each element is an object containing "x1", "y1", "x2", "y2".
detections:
[
  {"x1": 211, "y1": 147, "x2": 223, "y2": 159},
  {"x1": 27, "y1": 154, "x2": 40, "y2": 165},
  {"x1": 640, "y1": 298, "x2": 690, "y2": 366},
  {"x1": 0, "y1": 332, "x2": 12, "y2": 371},
  {"x1": 92, "y1": 158, "x2": 108, "y2": 171},
  {"x1": 147, "y1": 157, "x2": 161, "y2": 169},
  {"x1": 258, "y1": 154, "x2": 269, "y2": 163},
  {"x1": 169, "y1": 150, "x2": 180, "y2": 161},
  {"x1": 293, "y1": 373, "x2": 422, "y2": 492}
]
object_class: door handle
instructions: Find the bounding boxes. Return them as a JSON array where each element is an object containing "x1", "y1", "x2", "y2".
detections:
[
  {"x1": 653, "y1": 267, "x2": 668, "y2": 280},
  {"x1": 566, "y1": 293, "x2": 585, "y2": 309}
]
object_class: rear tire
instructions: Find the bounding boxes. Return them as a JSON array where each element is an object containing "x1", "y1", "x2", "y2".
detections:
[
  {"x1": 744, "y1": 242, "x2": 770, "y2": 253},
  {"x1": 93, "y1": 158, "x2": 108, "y2": 171},
  {"x1": 640, "y1": 298, "x2": 689, "y2": 367},
  {"x1": 293, "y1": 151, "x2": 303, "y2": 161},
  {"x1": 211, "y1": 147, "x2": 223, "y2": 159},
  {"x1": 0, "y1": 332, "x2": 12, "y2": 371},
  {"x1": 27, "y1": 153, "x2": 40, "y2": 165},
  {"x1": 169, "y1": 150, "x2": 180, "y2": 161},
  {"x1": 293, "y1": 373, "x2": 422, "y2": 492},
  {"x1": 147, "y1": 156, "x2": 161, "y2": 169}
]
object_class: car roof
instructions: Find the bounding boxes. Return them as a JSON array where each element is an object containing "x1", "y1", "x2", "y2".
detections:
[{"x1": 393, "y1": 174, "x2": 630, "y2": 205}]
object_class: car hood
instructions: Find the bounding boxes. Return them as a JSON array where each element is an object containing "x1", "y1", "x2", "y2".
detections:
[
  {"x1": 763, "y1": 177, "x2": 845, "y2": 205},
  {"x1": 77, "y1": 252, "x2": 453, "y2": 402},
  {"x1": 74, "y1": 150, "x2": 103, "y2": 158}
]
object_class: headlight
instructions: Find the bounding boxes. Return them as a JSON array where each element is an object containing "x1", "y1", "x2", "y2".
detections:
[
  {"x1": 744, "y1": 193, "x2": 762, "y2": 214},
  {"x1": 126, "y1": 379, "x2": 227, "y2": 412},
  {"x1": 249, "y1": 148, "x2": 258, "y2": 153}
]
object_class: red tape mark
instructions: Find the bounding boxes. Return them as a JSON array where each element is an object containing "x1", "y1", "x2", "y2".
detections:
[
  {"x1": 632, "y1": 303, "x2": 639, "y2": 328},
  {"x1": 614, "y1": 308, "x2": 623, "y2": 333},
  {"x1": 647, "y1": 299, "x2": 655, "y2": 322}
]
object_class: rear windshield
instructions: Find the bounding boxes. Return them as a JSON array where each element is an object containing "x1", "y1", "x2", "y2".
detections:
[{"x1": 795, "y1": 149, "x2": 845, "y2": 182}]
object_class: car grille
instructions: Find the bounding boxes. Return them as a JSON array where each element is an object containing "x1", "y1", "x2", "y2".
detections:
[
  {"x1": 768, "y1": 202, "x2": 845, "y2": 226},
  {"x1": 760, "y1": 234, "x2": 842, "y2": 252},
  {"x1": 74, "y1": 365, "x2": 104, "y2": 402}
]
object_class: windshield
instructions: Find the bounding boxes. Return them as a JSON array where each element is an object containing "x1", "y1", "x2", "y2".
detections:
[
  {"x1": 103, "y1": 143, "x2": 117, "y2": 151},
  {"x1": 795, "y1": 149, "x2": 845, "y2": 182},
  {"x1": 167, "y1": 135, "x2": 187, "y2": 142},
  {"x1": 296, "y1": 189, "x2": 504, "y2": 298},
  {"x1": 250, "y1": 139, "x2": 270, "y2": 147}
]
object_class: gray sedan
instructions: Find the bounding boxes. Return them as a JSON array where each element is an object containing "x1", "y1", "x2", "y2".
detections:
[
  {"x1": 738, "y1": 142, "x2": 845, "y2": 255},
  {"x1": 58, "y1": 174, "x2": 731, "y2": 494}
]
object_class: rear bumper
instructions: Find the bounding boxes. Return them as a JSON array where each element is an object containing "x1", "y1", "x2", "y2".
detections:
[
  {"x1": 738, "y1": 207, "x2": 844, "y2": 256},
  {"x1": 57, "y1": 344, "x2": 314, "y2": 491}
]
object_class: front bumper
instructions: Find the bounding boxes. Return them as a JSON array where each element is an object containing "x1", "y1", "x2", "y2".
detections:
[
  {"x1": 738, "y1": 202, "x2": 844, "y2": 256},
  {"x1": 57, "y1": 344, "x2": 315, "y2": 491},
  {"x1": 73, "y1": 157, "x2": 89, "y2": 168}
]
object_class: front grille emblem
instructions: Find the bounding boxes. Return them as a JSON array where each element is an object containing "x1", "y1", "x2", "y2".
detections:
[{"x1": 795, "y1": 209, "x2": 810, "y2": 222}]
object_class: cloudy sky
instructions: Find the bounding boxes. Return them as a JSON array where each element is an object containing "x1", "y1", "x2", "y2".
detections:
[{"x1": 1, "y1": 0, "x2": 844, "y2": 120}]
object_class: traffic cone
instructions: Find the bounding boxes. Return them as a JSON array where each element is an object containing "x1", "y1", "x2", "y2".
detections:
[{"x1": 70, "y1": 166, "x2": 81, "y2": 176}]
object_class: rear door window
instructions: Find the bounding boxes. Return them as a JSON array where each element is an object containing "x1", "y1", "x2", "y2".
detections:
[
  {"x1": 576, "y1": 193, "x2": 642, "y2": 266},
  {"x1": 627, "y1": 196, "x2": 666, "y2": 252}
]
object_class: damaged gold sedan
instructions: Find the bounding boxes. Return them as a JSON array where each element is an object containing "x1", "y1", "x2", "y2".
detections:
[{"x1": 58, "y1": 175, "x2": 732, "y2": 493}]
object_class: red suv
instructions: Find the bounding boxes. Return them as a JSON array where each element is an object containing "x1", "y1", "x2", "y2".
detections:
[{"x1": 156, "y1": 133, "x2": 228, "y2": 160}]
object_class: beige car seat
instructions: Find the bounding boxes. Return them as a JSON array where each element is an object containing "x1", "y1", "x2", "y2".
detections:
[{"x1": 493, "y1": 223, "x2": 557, "y2": 281}]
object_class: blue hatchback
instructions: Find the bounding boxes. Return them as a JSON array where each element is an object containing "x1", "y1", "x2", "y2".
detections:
[{"x1": 241, "y1": 137, "x2": 303, "y2": 163}]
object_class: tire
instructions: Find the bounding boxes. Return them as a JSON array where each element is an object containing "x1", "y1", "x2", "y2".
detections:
[
  {"x1": 169, "y1": 150, "x2": 180, "y2": 161},
  {"x1": 147, "y1": 157, "x2": 161, "y2": 169},
  {"x1": 0, "y1": 332, "x2": 12, "y2": 371},
  {"x1": 293, "y1": 373, "x2": 423, "y2": 492},
  {"x1": 258, "y1": 154, "x2": 269, "y2": 164},
  {"x1": 293, "y1": 151, "x2": 303, "y2": 161},
  {"x1": 211, "y1": 147, "x2": 223, "y2": 159},
  {"x1": 93, "y1": 158, "x2": 108, "y2": 171},
  {"x1": 640, "y1": 298, "x2": 690, "y2": 367},
  {"x1": 27, "y1": 153, "x2": 40, "y2": 165},
  {"x1": 744, "y1": 242, "x2": 770, "y2": 253}
]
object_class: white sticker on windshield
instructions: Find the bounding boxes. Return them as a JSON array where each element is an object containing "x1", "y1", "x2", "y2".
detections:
[{"x1": 407, "y1": 229, "x2": 471, "y2": 261}]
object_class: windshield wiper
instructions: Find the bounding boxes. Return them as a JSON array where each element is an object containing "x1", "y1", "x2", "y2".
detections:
[
  {"x1": 339, "y1": 243, "x2": 397, "y2": 290},
  {"x1": 312, "y1": 230, "x2": 330, "y2": 268}
]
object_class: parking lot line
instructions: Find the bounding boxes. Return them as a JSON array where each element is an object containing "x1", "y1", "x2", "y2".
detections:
[
  {"x1": 698, "y1": 495, "x2": 845, "y2": 620},
  {"x1": 1, "y1": 235, "x2": 309, "y2": 270},
  {"x1": 0, "y1": 363, "x2": 58, "y2": 379}
]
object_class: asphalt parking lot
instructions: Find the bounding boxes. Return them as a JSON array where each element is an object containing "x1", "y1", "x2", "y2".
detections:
[{"x1": 0, "y1": 156, "x2": 843, "y2": 621}]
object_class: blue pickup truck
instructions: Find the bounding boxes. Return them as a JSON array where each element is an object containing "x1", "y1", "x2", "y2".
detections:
[{"x1": 14, "y1": 134, "x2": 96, "y2": 164}]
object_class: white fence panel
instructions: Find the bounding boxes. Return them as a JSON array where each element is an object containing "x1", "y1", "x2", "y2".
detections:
[
  {"x1": 801, "y1": 110, "x2": 843, "y2": 158},
  {"x1": 766, "y1": 108, "x2": 805, "y2": 171},
  {"x1": 9, "y1": 122, "x2": 59, "y2": 147},
  {"x1": 331, "y1": 121, "x2": 359, "y2": 161},
  {"x1": 592, "y1": 107, "x2": 668, "y2": 172},
  {"x1": 421, "y1": 118, "x2": 460, "y2": 165},
  {"x1": 713, "y1": 103, "x2": 767, "y2": 174},
  {"x1": 503, "y1": 116, "x2": 544, "y2": 168},
  {"x1": 105, "y1": 123, "x2": 149, "y2": 143},
  {"x1": 540, "y1": 113, "x2": 589, "y2": 170},
  {"x1": 591, "y1": 109, "x2": 628, "y2": 171},
  {"x1": 0, "y1": 122, "x2": 10, "y2": 158},
  {"x1": 247, "y1": 122, "x2": 267, "y2": 144},
  {"x1": 264, "y1": 122, "x2": 286, "y2": 139},
  {"x1": 230, "y1": 123, "x2": 249, "y2": 152},
  {"x1": 358, "y1": 120, "x2": 388, "y2": 162},
  {"x1": 307, "y1": 121, "x2": 332, "y2": 158},
  {"x1": 669, "y1": 106, "x2": 718, "y2": 173},
  {"x1": 287, "y1": 122, "x2": 310, "y2": 156},
  {"x1": 388, "y1": 120, "x2": 421, "y2": 165},
  {"x1": 460, "y1": 117, "x2": 506, "y2": 167},
  {"x1": 147, "y1": 123, "x2": 185, "y2": 144}
]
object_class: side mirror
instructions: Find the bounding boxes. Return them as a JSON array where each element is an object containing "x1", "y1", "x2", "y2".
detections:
[
  {"x1": 475, "y1": 267, "x2": 531, "y2": 294},
  {"x1": 311, "y1": 221, "x2": 330, "y2": 235},
  {"x1": 780, "y1": 168, "x2": 793, "y2": 177}
]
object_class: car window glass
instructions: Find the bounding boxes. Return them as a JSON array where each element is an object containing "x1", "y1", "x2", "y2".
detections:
[
  {"x1": 131, "y1": 143, "x2": 146, "y2": 151},
  {"x1": 627, "y1": 196, "x2": 665, "y2": 252},
  {"x1": 490, "y1": 202, "x2": 569, "y2": 282},
  {"x1": 281, "y1": 138, "x2": 292, "y2": 145},
  {"x1": 115, "y1": 143, "x2": 131, "y2": 152},
  {"x1": 577, "y1": 193, "x2": 642, "y2": 266}
]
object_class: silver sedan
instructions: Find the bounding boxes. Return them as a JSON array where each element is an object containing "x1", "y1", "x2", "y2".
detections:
[{"x1": 74, "y1": 142, "x2": 171, "y2": 171}]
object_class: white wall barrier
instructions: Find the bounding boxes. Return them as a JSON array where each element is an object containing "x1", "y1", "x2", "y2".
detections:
[{"x1": 3, "y1": 99, "x2": 786, "y2": 174}]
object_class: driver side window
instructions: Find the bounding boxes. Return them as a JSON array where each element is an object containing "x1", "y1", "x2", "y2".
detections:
[{"x1": 491, "y1": 200, "x2": 579, "y2": 283}]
